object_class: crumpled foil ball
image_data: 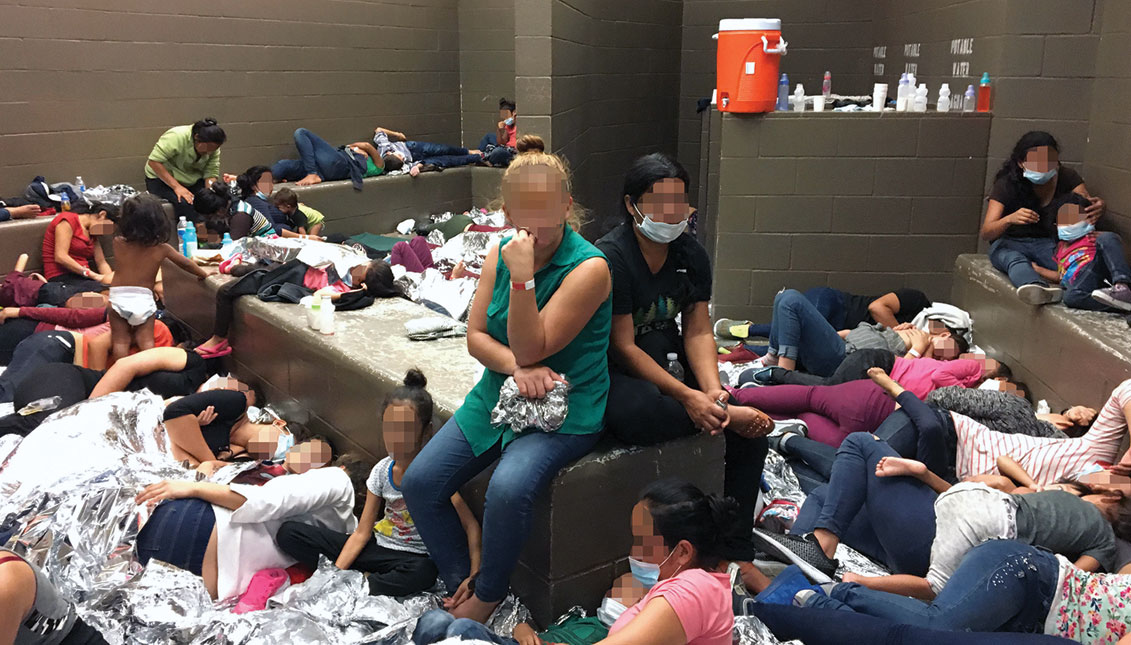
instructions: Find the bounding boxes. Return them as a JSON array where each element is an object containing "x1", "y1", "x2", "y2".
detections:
[{"x1": 490, "y1": 376, "x2": 571, "y2": 433}]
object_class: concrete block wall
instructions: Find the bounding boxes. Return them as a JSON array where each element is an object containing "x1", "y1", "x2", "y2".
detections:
[
  {"x1": 1084, "y1": 0, "x2": 1131, "y2": 243},
  {"x1": 708, "y1": 111, "x2": 990, "y2": 322},
  {"x1": 0, "y1": 0, "x2": 463, "y2": 195},
  {"x1": 459, "y1": 0, "x2": 516, "y2": 148}
]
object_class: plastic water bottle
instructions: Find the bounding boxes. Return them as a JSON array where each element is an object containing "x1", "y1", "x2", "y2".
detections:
[
  {"x1": 666, "y1": 353, "x2": 684, "y2": 382},
  {"x1": 976, "y1": 72, "x2": 993, "y2": 112},
  {"x1": 913, "y1": 84, "x2": 928, "y2": 112},
  {"x1": 895, "y1": 73, "x2": 910, "y2": 111},
  {"x1": 221, "y1": 232, "x2": 234, "y2": 257},
  {"x1": 176, "y1": 217, "x2": 188, "y2": 255},
  {"x1": 936, "y1": 83, "x2": 951, "y2": 112},
  {"x1": 776, "y1": 73, "x2": 789, "y2": 111},
  {"x1": 60, "y1": 193, "x2": 71, "y2": 212},
  {"x1": 183, "y1": 221, "x2": 198, "y2": 257},
  {"x1": 75, "y1": 176, "x2": 85, "y2": 195},
  {"x1": 821, "y1": 71, "x2": 832, "y2": 100},
  {"x1": 792, "y1": 84, "x2": 805, "y2": 112},
  {"x1": 963, "y1": 85, "x2": 976, "y2": 112}
]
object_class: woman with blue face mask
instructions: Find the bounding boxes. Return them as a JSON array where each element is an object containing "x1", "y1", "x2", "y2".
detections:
[
  {"x1": 596, "y1": 154, "x2": 772, "y2": 566},
  {"x1": 981, "y1": 131, "x2": 1106, "y2": 305}
]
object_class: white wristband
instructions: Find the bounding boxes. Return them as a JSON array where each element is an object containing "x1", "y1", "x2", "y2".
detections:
[{"x1": 908, "y1": 348, "x2": 921, "y2": 358}]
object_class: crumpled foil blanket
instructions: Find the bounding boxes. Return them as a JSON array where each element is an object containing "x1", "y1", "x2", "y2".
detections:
[{"x1": 490, "y1": 376, "x2": 571, "y2": 433}]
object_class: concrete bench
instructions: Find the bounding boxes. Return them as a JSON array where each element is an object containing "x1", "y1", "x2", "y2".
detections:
[
  {"x1": 950, "y1": 253, "x2": 1131, "y2": 411},
  {"x1": 163, "y1": 268, "x2": 724, "y2": 625}
]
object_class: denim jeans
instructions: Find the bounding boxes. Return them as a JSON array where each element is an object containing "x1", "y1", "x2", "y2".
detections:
[
  {"x1": 272, "y1": 128, "x2": 352, "y2": 182},
  {"x1": 792, "y1": 433, "x2": 936, "y2": 575},
  {"x1": 750, "y1": 287, "x2": 848, "y2": 339},
  {"x1": 412, "y1": 609, "x2": 516, "y2": 645},
  {"x1": 988, "y1": 236, "x2": 1058, "y2": 287},
  {"x1": 869, "y1": 391, "x2": 952, "y2": 478},
  {"x1": 750, "y1": 603, "x2": 1076, "y2": 645},
  {"x1": 768, "y1": 289, "x2": 845, "y2": 377},
  {"x1": 401, "y1": 416, "x2": 601, "y2": 603},
  {"x1": 807, "y1": 540, "x2": 1059, "y2": 634},
  {"x1": 406, "y1": 140, "x2": 483, "y2": 170},
  {"x1": 478, "y1": 133, "x2": 517, "y2": 167},
  {"x1": 1063, "y1": 232, "x2": 1131, "y2": 310}
]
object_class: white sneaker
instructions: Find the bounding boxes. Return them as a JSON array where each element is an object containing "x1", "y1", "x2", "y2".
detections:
[{"x1": 1016, "y1": 284, "x2": 1063, "y2": 306}]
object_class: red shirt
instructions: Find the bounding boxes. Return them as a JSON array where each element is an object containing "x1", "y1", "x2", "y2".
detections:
[
  {"x1": 42, "y1": 212, "x2": 95, "y2": 279},
  {"x1": 504, "y1": 123, "x2": 517, "y2": 147}
]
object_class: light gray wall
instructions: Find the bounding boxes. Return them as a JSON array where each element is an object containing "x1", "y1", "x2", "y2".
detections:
[
  {"x1": 459, "y1": 0, "x2": 516, "y2": 148},
  {"x1": 1084, "y1": 0, "x2": 1131, "y2": 242},
  {"x1": 0, "y1": 0, "x2": 462, "y2": 195}
]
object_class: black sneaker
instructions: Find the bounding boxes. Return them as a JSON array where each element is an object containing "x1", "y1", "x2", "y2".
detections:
[{"x1": 750, "y1": 529, "x2": 838, "y2": 584}]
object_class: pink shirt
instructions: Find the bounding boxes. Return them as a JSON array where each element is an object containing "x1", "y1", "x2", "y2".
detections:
[
  {"x1": 609, "y1": 569, "x2": 733, "y2": 645},
  {"x1": 889, "y1": 357, "x2": 982, "y2": 398}
]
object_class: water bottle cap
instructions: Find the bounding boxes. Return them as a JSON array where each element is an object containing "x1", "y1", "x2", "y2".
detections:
[
  {"x1": 980, "y1": 72, "x2": 991, "y2": 83},
  {"x1": 666, "y1": 353, "x2": 678, "y2": 360},
  {"x1": 779, "y1": 73, "x2": 788, "y2": 82}
]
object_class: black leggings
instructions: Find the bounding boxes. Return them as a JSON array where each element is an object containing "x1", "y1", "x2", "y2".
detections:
[
  {"x1": 750, "y1": 604, "x2": 1075, "y2": 645},
  {"x1": 145, "y1": 177, "x2": 207, "y2": 224},
  {"x1": 772, "y1": 348, "x2": 895, "y2": 387},
  {"x1": 605, "y1": 330, "x2": 769, "y2": 552}
]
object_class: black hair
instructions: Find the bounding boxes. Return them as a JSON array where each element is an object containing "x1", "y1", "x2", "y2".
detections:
[
  {"x1": 191, "y1": 117, "x2": 227, "y2": 146},
  {"x1": 236, "y1": 166, "x2": 272, "y2": 200},
  {"x1": 383, "y1": 368, "x2": 434, "y2": 429},
  {"x1": 943, "y1": 324, "x2": 970, "y2": 356},
  {"x1": 499, "y1": 97, "x2": 516, "y2": 112},
  {"x1": 639, "y1": 478, "x2": 738, "y2": 570},
  {"x1": 75, "y1": 200, "x2": 119, "y2": 221},
  {"x1": 992, "y1": 361, "x2": 1012, "y2": 381},
  {"x1": 117, "y1": 194, "x2": 170, "y2": 247},
  {"x1": 621, "y1": 153, "x2": 690, "y2": 222},
  {"x1": 195, "y1": 184, "x2": 233, "y2": 233},
  {"x1": 382, "y1": 154, "x2": 405, "y2": 172},
  {"x1": 361, "y1": 261, "x2": 404, "y2": 299},
  {"x1": 333, "y1": 452, "x2": 374, "y2": 516},
  {"x1": 1012, "y1": 380, "x2": 1033, "y2": 404},
  {"x1": 994, "y1": 130, "x2": 1059, "y2": 201}
]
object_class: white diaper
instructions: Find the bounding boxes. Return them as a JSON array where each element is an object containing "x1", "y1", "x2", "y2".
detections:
[{"x1": 108, "y1": 286, "x2": 157, "y2": 327}]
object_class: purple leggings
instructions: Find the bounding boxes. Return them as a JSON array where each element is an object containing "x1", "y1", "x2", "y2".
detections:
[
  {"x1": 729, "y1": 380, "x2": 895, "y2": 447},
  {"x1": 390, "y1": 236, "x2": 434, "y2": 273}
]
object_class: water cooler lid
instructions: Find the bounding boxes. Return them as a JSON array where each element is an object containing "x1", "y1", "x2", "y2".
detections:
[{"x1": 718, "y1": 18, "x2": 781, "y2": 31}]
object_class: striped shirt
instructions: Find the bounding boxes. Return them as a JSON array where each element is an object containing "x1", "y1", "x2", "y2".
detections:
[
  {"x1": 954, "y1": 379, "x2": 1131, "y2": 484},
  {"x1": 234, "y1": 201, "x2": 275, "y2": 238}
]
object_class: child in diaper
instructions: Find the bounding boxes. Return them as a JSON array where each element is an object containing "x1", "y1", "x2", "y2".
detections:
[{"x1": 108, "y1": 194, "x2": 212, "y2": 362}]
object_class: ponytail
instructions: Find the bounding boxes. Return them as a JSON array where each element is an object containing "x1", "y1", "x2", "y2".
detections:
[
  {"x1": 236, "y1": 165, "x2": 271, "y2": 200},
  {"x1": 191, "y1": 117, "x2": 227, "y2": 146},
  {"x1": 640, "y1": 478, "x2": 738, "y2": 569}
]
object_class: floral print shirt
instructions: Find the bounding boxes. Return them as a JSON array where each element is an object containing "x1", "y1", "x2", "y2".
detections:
[{"x1": 1046, "y1": 555, "x2": 1131, "y2": 644}]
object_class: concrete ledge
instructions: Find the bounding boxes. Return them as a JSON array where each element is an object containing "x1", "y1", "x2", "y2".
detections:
[{"x1": 951, "y1": 253, "x2": 1131, "y2": 410}]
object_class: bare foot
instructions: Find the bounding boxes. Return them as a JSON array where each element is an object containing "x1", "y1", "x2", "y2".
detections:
[
  {"x1": 867, "y1": 367, "x2": 904, "y2": 399},
  {"x1": 875, "y1": 456, "x2": 927, "y2": 479},
  {"x1": 727, "y1": 405, "x2": 774, "y2": 438},
  {"x1": 9, "y1": 204, "x2": 42, "y2": 219},
  {"x1": 448, "y1": 595, "x2": 500, "y2": 623},
  {"x1": 295, "y1": 174, "x2": 322, "y2": 186},
  {"x1": 468, "y1": 149, "x2": 482, "y2": 156},
  {"x1": 409, "y1": 164, "x2": 422, "y2": 178}
]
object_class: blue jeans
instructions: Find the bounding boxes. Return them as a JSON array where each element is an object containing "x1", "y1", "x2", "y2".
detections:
[
  {"x1": 406, "y1": 141, "x2": 482, "y2": 170},
  {"x1": 768, "y1": 289, "x2": 845, "y2": 377},
  {"x1": 412, "y1": 609, "x2": 516, "y2": 644},
  {"x1": 401, "y1": 417, "x2": 601, "y2": 603},
  {"x1": 750, "y1": 287, "x2": 848, "y2": 338},
  {"x1": 988, "y1": 236, "x2": 1058, "y2": 287},
  {"x1": 478, "y1": 133, "x2": 517, "y2": 167},
  {"x1": 1063, "y1": 232, "x2": 1131, "y2": 310},
  {"x1": 807, "y1": 540, "x2": 1059, "y2": 633},
  {"x1": 792, "y1": 433, "x2": 936, "y2": 575},
  {"x1": 273, "y1": 128, "x2": 352, "y2": 182}
]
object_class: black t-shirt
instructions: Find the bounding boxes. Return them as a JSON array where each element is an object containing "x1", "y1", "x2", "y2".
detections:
[
  {"x1": 842, "y1": 288, "x2": 933, "y2": 329},
  {"x1": 596, "y1": 223, "x2": 712, "y2": 338},
  {"x1": 163, "y1": 389, "x2": 248, "y2": 456},
  {"x1": 987, "y1": 166, "x2": 1084, "y2": 239},
  {"x1": 128, "y1": 350, "x2": 208, "y2": 398}
]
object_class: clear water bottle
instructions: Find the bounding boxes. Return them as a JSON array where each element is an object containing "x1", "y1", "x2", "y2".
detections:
[
  {"x1": 821, "y1": 71, "x2": 832, "y2": 99},
  {"x1": 963, "y1": 84, "x2": 976, "y2": 112},
  {"x1": 75, "y1": 176, "x2": 85, "y2": 195},
  {"x1": 177, "y1": 217, "x2": 189, "y2": 255},
  {"x1": 221, "y1": 232, "x2": 234, "y2": 258},
  {"x1": 666, "y1": 352, "x2": 685, "y2": 382},
  {"x1": 776, "y1": 73, "x2": 789, "y2": 111},
  {"x1": 183, "y1": 221, "x2": 198, "y2": 257}
]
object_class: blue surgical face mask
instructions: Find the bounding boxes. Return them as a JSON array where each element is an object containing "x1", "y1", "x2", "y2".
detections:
[
  {"x1": 256, "y1": 191, "x2": 270, "y2": 200},
  {"x1": 1058, "y1": 221, "x2": 1094, "y2": 241},
  {"x1": 273, "y1": 429, "x2": 295, "y2": 461},
  {"x1": 634, "y1": 203, "x2": 688, "y2": 244},
  {"x1": 628, "y1": 548, "x2": 677, "y2": 589},
  {"x1": 1023, "y1": 167, "x2": 1057, "y2": 185},
  {"x1": 504, "y1": 117, "x2": 515, "y2": 126}
]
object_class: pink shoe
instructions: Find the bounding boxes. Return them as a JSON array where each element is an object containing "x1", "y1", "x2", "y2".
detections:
[{"x1": 233, "y1": 568, "x2": 289, "y2": 614}]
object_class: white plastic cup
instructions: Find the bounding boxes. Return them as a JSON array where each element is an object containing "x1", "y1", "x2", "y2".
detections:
[
  {"x1": 812, "y1": 96, "x2": 825, "y2": 112},
  {"x1": 320, "y1": 303, "x2": 336, "y2": 335},
  {"x1": 872, "y1": 83, "x2": 888, "y2": 111},
  {"x1": 300, "y1": 296, "x2": 315, "y2": 328}
]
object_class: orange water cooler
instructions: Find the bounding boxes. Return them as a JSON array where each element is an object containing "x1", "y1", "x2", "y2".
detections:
[{"x1": 714, "y1": 19, "x2": 787, "y2": 113}]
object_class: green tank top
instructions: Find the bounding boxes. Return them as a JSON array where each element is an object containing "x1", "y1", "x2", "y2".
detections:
[{"x1": 454, "y1": 226, "x2": 611, "y2": 455}]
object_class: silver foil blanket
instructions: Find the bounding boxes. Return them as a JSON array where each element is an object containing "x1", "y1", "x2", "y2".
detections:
[
  {"x1": 490, "y1": 376, "x2": 571, "y2": 433},
  {"x1": 734, "y1": 616, "x2": 802, "y2": 645},
  {"x1": 82, "y1": 184, "x2": 140, "y2": 206}
]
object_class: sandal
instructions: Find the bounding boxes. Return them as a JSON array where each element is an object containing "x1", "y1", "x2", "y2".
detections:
[{"x1": 194, "y1": 340, "x2": 232, "y2": 359}]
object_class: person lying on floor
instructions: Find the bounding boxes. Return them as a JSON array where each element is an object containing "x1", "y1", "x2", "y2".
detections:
[
  {"x1": 927, "y1": 382, "x2": 1097, "y2": 439},
  {"x1": 133, "y1": 448, "x2": 364, "y2": 602},
  {"x1": 1028, "y1": 193, "x2": 1131, "y2": 312},
  {"x1": 271, "y1": 127, "x2": 385, "y2": 189},
  {"x1": 0, "y1": 548, "x2": 109, "y2": 645},
  {"x1": 754, "y1": 432, "x2": 1128, "y2": 595},
  {"x1": 371, "y1": 126, "x2": 484, "y2": 178},
  {"x1": 760, "y1": 288, "x2": 967, "y2": 377},
  {"x1": 0, "y1": 291, "x2": 109, "y2": 364},
  {"x1": 277, "y1": 369, "x2": 480, "y2": 598},
  {"x1": 719, "y1": 286, "x2": 932, "y2": 340},
  {"x1": 412, "y1": 479, "x2": 735, "y2": 645},
  {"x1": 597, "y1": 152, "x2": 772, "y2": 550}
]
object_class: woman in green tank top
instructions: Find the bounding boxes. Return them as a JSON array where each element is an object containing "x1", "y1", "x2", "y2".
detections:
[{"x1": 403, "y1": 137, "x2": 612, "y2": 623}]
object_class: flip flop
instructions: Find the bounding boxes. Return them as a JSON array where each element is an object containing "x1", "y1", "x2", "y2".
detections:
[{"x1": 194, "y1": 340, "x2": 232, "y2": 359}]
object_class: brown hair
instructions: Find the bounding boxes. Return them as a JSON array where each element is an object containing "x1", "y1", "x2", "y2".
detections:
[
  {"x1": 500, "y1": 135, "x2": 586, "y2": 229},
  {"x1": 271, "y1": 187, "x2": 299, "y2": 209}
]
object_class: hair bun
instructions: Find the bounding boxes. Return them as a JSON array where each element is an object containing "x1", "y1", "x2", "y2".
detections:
[
  {"x1": 516, "y1": 135, "x2": 545, "y2": 155},
  {"x1": 201, "y1": 117, "x2": 217, "y2": 126},
  {"x1": 704, "y1": 493, "x2": 739, "y2": 536},
  {"x1": 403, "y1": 368, "x2": 427, "y2": 389}
]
